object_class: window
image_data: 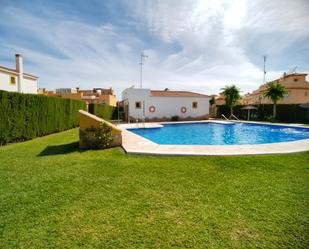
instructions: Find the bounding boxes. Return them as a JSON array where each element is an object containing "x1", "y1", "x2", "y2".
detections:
[
  {"x1": 10, "y1": 76, "x2": 16, "y2": 85},
  {"x1": 294, "y1": 78, "x2": 298, "y2": 82},
  {"x1": 192, "y1": 101, "x2": 198, "y2": 109},
  {"x1": 135, "y1": 101, "x2": 142, "y2": 109}
]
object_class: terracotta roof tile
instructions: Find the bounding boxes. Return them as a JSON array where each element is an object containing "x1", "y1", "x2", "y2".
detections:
[{"x1": 150, "y1": 90, "x2": 210, "y2": 98}]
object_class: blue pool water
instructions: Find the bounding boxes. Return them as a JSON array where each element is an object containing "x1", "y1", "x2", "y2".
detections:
[{"x1": 128, "y1": 122, "x2": 309, "y2": 145}]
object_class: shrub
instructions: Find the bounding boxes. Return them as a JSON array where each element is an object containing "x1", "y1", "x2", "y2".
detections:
[
  {"x1": 171, "y1": 116, "x2": 179, "y2": 121},
  {"x1": 0, "y1": 90, "x2": 86, "y2": 145},
  {"x1": 80, "y1": 123, "x2": 113, "y2": 149},
  {"x1": 88, "y1": 103, "x2": 123, "y2": 120}
]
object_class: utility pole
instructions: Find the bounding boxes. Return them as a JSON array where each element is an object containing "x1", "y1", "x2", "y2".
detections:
[
  {"x1": 263, "y1": 55, "x2": 267, "y2": 84},
  {"x1": 139, "y1": 52, "x2": 148, "y2": 88}
]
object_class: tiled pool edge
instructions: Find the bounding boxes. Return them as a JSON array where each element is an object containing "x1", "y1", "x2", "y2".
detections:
[{"x1": 119, "y1": 120, "x2": 309, "y2": 156}]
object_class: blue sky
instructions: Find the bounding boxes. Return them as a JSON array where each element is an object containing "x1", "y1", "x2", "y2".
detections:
[{"x1": 1, "y1": 0, "x2": 309, "y2": 98}]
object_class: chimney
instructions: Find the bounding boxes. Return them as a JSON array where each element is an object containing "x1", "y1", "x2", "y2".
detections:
[{"x1": 15, "y1": 54, "x2": 24, "y2": 92}]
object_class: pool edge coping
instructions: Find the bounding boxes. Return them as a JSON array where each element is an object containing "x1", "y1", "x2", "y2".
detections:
[{"x1": 118, "y1": 120, "x2": 309, "y2": 156}]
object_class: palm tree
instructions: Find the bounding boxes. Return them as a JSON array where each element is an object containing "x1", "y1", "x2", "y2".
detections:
[
  {"x1": 209, "y1": 96, "x2": 216, "y2": 117},
  {"x1": 222, "y1": 85, "x2": 241, "y2": 118},
  {"x1": 209, "y1": 96, "x2": 216, "y2": 106},
  {"x1": 263, "y1": 81, "x2": 287, "y2": 119}
]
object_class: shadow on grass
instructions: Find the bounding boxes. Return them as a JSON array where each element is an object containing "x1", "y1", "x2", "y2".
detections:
[{"x1": 37, "y1": 141, "x2": 82, "y2": 156}]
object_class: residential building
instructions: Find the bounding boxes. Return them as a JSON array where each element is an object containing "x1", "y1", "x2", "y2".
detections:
[
  {"x1": 83, "y1": 88, "x2": 117, "y2": 106},
  {"x1": 56, "y1": 88, "x2": 77, "y2": 94},
  {"x1": 215, "y1": 92, "x2": 225, "y2": 106},
  {"x1": 242, "y1": 73, "x2": 309, "y2": 105},
  {"x1": 215, "y1": 91, "x2": 246, "y2": 106},
  {"x1": 122, "y1": 87, "x2": 211, "y2": 121},
  {"x1": 38, "y1": 88, "x2": 56, "y2": 96},
  {"x1": 40, "y1": 87, "x2": 117, "y2": 106},
  {"x1": 0, "y1": 54, "x2": 38, "y2": 94}
]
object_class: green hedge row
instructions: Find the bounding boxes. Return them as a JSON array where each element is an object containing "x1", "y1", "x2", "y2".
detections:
[
  {"x1": 217, "y1": 104, "x2": 309, "y2": 123},
  {"x1": 88, "y1": 103, "x2": 123, "y2": 120},
  {"x1": 0, "y1": 90, "x2": 86, "y2": 145}
]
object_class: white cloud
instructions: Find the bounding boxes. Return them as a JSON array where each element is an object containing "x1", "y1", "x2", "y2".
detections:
[{"x1": 0, "y1": 0, "x2": 308, "y2": 98}]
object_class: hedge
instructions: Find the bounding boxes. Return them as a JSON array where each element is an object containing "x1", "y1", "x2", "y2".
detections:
[
  {"x1": 217, "y1": 104, "x2": 309, "y2": 123},
  {"x1": 88, "y1": 103, "x2": 123, "y2": 120},
  {"x1": 0, "y1": 90, "x2": 86, "y2": 145}
]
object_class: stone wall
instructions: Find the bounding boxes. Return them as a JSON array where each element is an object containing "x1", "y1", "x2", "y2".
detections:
[{"x1": 79, "y1": 110, "x2": 122, "y2": 149}]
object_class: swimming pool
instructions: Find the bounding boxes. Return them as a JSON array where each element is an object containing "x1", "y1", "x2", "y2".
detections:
[{"x1": 128, "y1": 122, "x2": 309, "y2": 145}]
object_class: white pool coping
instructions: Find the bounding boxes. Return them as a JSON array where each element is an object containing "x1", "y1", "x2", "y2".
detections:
[{"x1": 117, "y1": 120, "x2": 309, "y2": 156}]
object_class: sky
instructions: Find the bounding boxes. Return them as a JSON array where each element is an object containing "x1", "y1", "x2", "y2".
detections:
[{"x1": 1, "y1": 0, "x2": 309, "y2": 99}]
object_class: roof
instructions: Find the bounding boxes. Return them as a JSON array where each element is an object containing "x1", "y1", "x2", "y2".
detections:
[
  {"x1": 150, "y1": 90, "x2": 210, "y2": 98},
  {"x1": 0, "y1": 65, "x2": 38, "y2": 80},
  {"x1": 283, "y1": 73, "x2": 308, "y2": 79},
  {"x1": 93, "y1": 88, "x2": 114, "y2": 95}
]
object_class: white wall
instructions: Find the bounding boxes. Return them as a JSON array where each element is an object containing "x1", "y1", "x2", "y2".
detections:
[
  {"x1": 122, "y1": 88, "x2": 210, "y2": 120},
  {"x1": 0, "y1": 72, "x2": 37, "y2": 94},
  {"x1": 0, "y1": 73, "x2": 18, "y2": 92},
  {"x1": 22, "y1": 77, "x2": 38, "y2": 94},
  {"x1": 145, "y1": 96, "x2": 210, "y2": 119}
]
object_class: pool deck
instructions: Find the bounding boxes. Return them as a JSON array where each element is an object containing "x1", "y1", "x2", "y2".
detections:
[{"x1": 117, "y1": 120, "x2": 309, "y2": 156}]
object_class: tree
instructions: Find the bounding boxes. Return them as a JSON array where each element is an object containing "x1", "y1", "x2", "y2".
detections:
[
  {"x1": 263, "y1": 81, "x2": 287, "y2": 119},
  {"x1": 222, "y1": 85, "x2": 241, "y2": 118},
  {"x1": 209, "y1": 96, "x2": 216, "y2": 118},
  {"x1": 209, "y1": 96, "x2": 216, "y2": 106}
]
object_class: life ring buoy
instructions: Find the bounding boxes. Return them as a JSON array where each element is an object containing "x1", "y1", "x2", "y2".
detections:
[
  {"x1": 149, "y1": 105, "x2": 156, "y2": 113},
  {"x1": 180, "y1": 106, "x2": 187, "y2": 113}
]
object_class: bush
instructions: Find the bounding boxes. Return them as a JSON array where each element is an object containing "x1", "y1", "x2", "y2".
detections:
[
  {"x1": 0, "y1": 90, "x2": 86, "y2": 145},
  {"x1": 88, "y1": 103, "x2": 123, "y2": 120},
  {"x1": 80, "y1": 123, "x2": 113, "y2": 149},
  {"x1": 171, "y1": 115, "x2": 179, "y2": 121}
]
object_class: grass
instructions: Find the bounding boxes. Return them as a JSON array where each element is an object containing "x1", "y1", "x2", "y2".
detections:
[{"x1": 0, "y1": 129, "x2": 308, "y2": 248}]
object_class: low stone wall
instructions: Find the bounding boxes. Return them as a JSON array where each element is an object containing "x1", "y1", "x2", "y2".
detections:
[{"x1": 79, "y1": 110, "x2": 122, "y2": 149}]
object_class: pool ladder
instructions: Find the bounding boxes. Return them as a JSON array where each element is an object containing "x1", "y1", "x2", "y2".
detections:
[
  {"x1": 221, "y1": 114, "x2": 229, "y2": 120},
  {"x1": 134, "y1": 117, "x2": 146, "y2": 128},
  {"x1": 221, "y1": 114, "x2": 239, "y2": 120},
  {"x1": 231, "y1": 114, "x2": 239, "y2": 120}
]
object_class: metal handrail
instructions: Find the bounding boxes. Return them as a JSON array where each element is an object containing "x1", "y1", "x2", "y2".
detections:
[
  {"x1": 231, "y1": 114, "x2": 239, "y2": 120},
  {"x1": 221, "y1": 114, "x2": 229, "y2": 120},
  {"x1": 131, "y1": 118, "x2": 139, "y2": 127},
  {"x1": 142, "y1": 116, "x2": 146, "y2": 128}
]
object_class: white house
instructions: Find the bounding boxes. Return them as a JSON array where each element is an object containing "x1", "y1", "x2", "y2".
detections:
[
  {"x1": 0, "y1": 54, "x2": 38, "y2": 94},
  {"x1": 122, "y1": 87, "x2": 211, "y2": 121}
]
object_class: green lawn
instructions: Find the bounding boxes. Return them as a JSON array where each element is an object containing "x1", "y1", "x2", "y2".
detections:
[{"x1": 0, "y1": 129, "x2": 308, "y2": 248}]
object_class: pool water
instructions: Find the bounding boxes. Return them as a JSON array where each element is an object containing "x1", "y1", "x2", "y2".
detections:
[{"x1": 128, "y1": 122, "x2": 309, "y2": 145}]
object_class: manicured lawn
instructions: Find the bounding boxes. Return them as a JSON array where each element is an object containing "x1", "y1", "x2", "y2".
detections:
[{"x1": 0, "y1": 129, "x2": 308, "y2": 248}]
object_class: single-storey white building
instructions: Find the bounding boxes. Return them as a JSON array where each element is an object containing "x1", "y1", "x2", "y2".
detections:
[
  {"x1": 0, "y1": 54, "x2": 38, "y2": 94},
  {"x1": 122, "y1": 87, "x2": 211, "y2": 121}
]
